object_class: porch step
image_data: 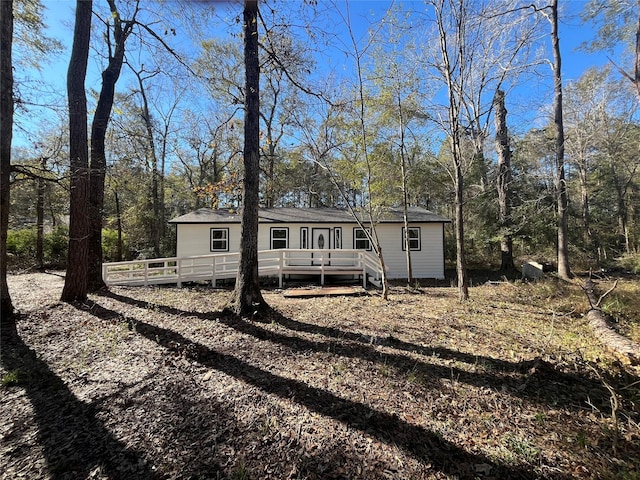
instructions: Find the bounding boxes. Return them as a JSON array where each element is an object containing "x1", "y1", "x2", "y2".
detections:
[{"x1": 283, "y1": 286, "x2": 366, "y2": 298}]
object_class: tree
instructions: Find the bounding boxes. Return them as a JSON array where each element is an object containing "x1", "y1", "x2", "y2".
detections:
[
  {"x1": 494, "y1": 90, "x2": 516, "y2": 272},
  {"x1": 61, "y1": 0, "x2": 92, "y2": 303},
  {"x1": 367, "y1": 8, "x2": 429, "y2": 284},
  {"x1": 329, "y1": 1, "x2": 392, "y2": 298},
  {"x1": 126, "y1": 64, "x2": 180, "y2": 257},
  {"x1": 429, "y1": 0, "x2": 471, "y2": 300},
  {"x1": 1, "y1": 0, "x2": 15, "y2": 324},
  {"x1": 230, "y1": 0, "x2": 268, "y2": 315},
  {"x1": 87, "y1": 0, "x2": 137, "y2": 291},
  {"x1": 562, "y1": 68, "x2": 616, "y2": 255},
  {"x1": 424, "y1": 0, "x2": 541, "y2": 298},
  {"x1": 582, "y1": 0, "x2": 640, "y2": 101},
  {"x1": 548, "y1": 0, "x2": 572, "y2": 279}
]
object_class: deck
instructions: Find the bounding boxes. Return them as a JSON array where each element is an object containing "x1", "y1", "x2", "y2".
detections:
[{"x1": 102, "y1": 249, "x2": 384, "y2": 289}]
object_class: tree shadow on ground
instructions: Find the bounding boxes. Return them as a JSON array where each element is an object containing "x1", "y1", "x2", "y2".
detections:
[
  {"x1": 99, "y1": 290, "x2": 612, "y2": 412},
  {"x1": 85, "y1": 296, "x2": 578, "y2": 480},
  {"x1": 0, "y1": 324, "x2": 157, "y2": 480}
]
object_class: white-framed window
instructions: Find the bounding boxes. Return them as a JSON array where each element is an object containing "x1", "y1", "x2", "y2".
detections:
[
  {"x1": 334, "y1": 227, "x2": 342, "y2": 249},
  {"x1": 210, "y1": 228, "x2": 229, "y2": 252},
  {"x1": 402, "y1": 227, "x2": 421, "y2": 251},
  {"x1": 300, "y1": 227, "x2": 309, "y2": 249},
  {"x1": 353, "y1": 228, "x2": 371, "y2": 250},
  {"x1": 271, "y1": 227, "x2": 289, "y2": 249}
]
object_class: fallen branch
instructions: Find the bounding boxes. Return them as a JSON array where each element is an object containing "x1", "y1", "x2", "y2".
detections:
[{"x1": 582, "y1": 278, "x2": 640, "y2": 366}]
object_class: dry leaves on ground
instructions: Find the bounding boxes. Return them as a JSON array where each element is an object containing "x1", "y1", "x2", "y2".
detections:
[{"x1": 1, "y1": 272, "x2": 639, "y2": 480}]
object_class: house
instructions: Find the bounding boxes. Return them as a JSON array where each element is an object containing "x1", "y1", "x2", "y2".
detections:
[{"x1": 168, "y1": 207, "x2": 450, "y2": 281}]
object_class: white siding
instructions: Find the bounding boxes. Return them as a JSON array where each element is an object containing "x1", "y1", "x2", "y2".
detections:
[
  {"x1": 175, "y1": 221, "x2": 445, "y2": 279},
  {"x1": 374, "y1": 223, "x2": 445, "y2": 279},
  {"x1": 175, "y1": 224, "x2": 242, "y2": 257}
]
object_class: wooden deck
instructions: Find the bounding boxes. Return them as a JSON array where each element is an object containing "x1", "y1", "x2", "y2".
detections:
[{"x1": 102, "y1": 249, "x2": 384, "y2": 289}]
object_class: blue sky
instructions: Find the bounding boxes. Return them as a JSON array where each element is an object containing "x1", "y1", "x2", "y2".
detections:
[{"x1": 13, "y1": 0, "x2": 623, "y2": 148}]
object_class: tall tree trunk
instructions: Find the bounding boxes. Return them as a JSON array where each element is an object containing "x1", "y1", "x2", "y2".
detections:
[
  {"x1": 396, "y1": 92, "x2": 412, "y2": 284},
  {"x1": 114, "y1": 189, "x2": 123, "y2": 262},
  {"x1": 0, "y1": 0, "x2": 15, "y2": 324},
  {"x1": 614, "y1": 181, "x2": 629, "y2": 254},
  {"x1": 454, "y1": 166, "x2": 469, "y2": 300},
  {"x1": 61, "y1": 0, "x2": 92, "y2": 303},
  {"x1": 635, "y1": 0, "x2": 640, "y2": 100},
  {"x1": 231, "y1": 0, "x2": 268, "y2": 315},
  {"x1": 551, "y1": 0, "x2": 572, "y2": 280},
  {"x1": 88, "y1": 0, "x2": 131, "y2": 291},
  {"x1": 577, "y1": 163, "x2": 592, "y2": 250},
  {"x1": 133, "y1": 67, "x2": 162, "y2": 257},
  {"x1": 159, "y1": 126, "x2": 168, "y2": 255},
  {"x1": 36, "y1": 157, "x2": 46, "y2": 269},
  {"x1": 436, "y1": 0, "x2": 469, "y2": 301},
  {"x1": 494, "y1": 90, "x2": 515, "y2": 273}
]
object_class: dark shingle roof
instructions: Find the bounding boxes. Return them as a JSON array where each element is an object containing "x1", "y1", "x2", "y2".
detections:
[{"x1": 169, "y1": 207, "x2": 449, "y2": 224}]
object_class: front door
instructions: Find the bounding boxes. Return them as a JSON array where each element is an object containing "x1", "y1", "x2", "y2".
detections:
[
  {"x1": 312, "y1": 228, "x2": 330, "y2": 265},
  {"x1": 312, "y1": 228, "x2": 330, "y2": 250}
]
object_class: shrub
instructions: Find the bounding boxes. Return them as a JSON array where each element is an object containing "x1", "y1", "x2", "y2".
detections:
[
  {"x1": 45, "y1": 226, "x2": 68, "y2": 266},
  {"x1": 616, "y1": 254, "x2": 640, "y2": 274},
  {"x1": 6, "y1": 228, "x2": 37, "y2": 258},
  {"x1": 102, "y1": 228, "x2": 128, "y2": 262},
  {"x1": 6, "y1": 226, "x2": 68, "y2": 268}
]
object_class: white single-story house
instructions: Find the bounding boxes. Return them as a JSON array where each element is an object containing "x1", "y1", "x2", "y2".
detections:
[{"x1": 168, "y1": 207, "x2": 450, "y2": 281}]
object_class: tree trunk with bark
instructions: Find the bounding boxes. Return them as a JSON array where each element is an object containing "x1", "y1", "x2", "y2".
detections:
[
  {"x1": 494, "y1": 90, "x2": 515, "y2": 273},
  {"x1": 231, "y1": 0, "x2": 268, "y2": 316},
  {"x1": 454, "y1": 167, "x2": 469, "y2": 301},
  {"x1": 36, "y1": 157, "x2": 46, "y2": 270},
  {"x1": 133, "y1": 67, "x2": 162, "y2": 257},
  {"x1": 61, "y1": 0, "x2": 92, "y2": 303},
  {"x1": 88, "y1": 0, "x2": 132, "y2": 291},
  {"x1": 551, "y1": 0, "x2": 572, "y2": 280},
  {"x1": 434, "y1": 0, "x2": 469, "y2": 301},
  {"x1": 635, "y1": 0, "x2": 640, "y2": 100},
  {"x1": 114, "y1": 189, "x2": 123, "y2": 262},
  {"x1": 583, "y1": 278, "x2": 640, "y2": 365},
  {"x1": 0, "y1": 0, "x2": 15, "y2": 325},
  {"x1": 396, "y1": 91, "x2": 413, "y2": 284},
  {"x1": 577, "y1": 164, "x2": 592, "y2": 250}
]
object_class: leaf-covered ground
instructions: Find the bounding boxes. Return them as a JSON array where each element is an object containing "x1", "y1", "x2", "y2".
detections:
[{"x1": 1, "y1": 272, "x2": 639, "y2": 480}]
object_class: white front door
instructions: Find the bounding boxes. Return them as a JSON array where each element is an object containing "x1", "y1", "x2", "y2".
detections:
[
  {"x1": 312, "y1": 228, "x2": 330, "y2": 265},
  {"x1": 312, "y1": 228, "x2": 330, "y2": 249}
]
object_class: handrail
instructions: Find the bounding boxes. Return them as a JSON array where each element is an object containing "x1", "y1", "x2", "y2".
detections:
[{"x1": 102, "y1": 249, "x2": 384, "y2": 288}]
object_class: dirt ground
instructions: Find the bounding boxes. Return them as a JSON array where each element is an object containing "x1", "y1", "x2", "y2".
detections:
[{"x1": 1, "y1": 272, "x2": 639, "y2": 480}]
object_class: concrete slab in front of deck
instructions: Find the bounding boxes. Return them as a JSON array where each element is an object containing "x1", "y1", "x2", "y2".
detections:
[{"x1": 282, "y1": 286, "x2": 367, "y2": 298}]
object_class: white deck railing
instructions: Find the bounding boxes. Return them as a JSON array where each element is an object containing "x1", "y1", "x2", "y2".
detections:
[{"x1": 102, "y1": 249, "x2": 384, "y2": 288}]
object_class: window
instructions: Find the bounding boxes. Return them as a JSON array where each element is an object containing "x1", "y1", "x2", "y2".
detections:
[
  {"x1": 334, "y1": 227, "x2": 342, "y2": 249},
  {"x1": 300, "y1": 227, "x2": 309, "y2": 249},
  {"x1": 210, "y1": 228, "x2": 229, "y2": 252},
  {"x1": 271, "y1": 227, "x2": 289, "y2": 249},
  {"x1": 353, "y1": 228, "x2": 371, "y2": 250},
  {"x1": 402, "y1": 227, "x2": 421, "y2": 251}
]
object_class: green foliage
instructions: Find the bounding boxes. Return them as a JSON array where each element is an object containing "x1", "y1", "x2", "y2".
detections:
[
  {"x1": 615, "y1": 254, "x2": 640, "y2": 274},
  {"x1": 45, "y1": 226, "x2": 68, "y2": 265},
  {"x1": 6, "y1": 227, "x2": 37, "y2": 257},
  {"x1": 102, "y1": 228, "x2": 129, "y2": 262},
  {"x1": 6, "y1": 226, "x2": 68, "y2": 267}
]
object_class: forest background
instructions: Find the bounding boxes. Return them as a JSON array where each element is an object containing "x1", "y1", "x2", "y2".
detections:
[{"x1": 6, "y1": 0, "x2": 640, "y2": 277}]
